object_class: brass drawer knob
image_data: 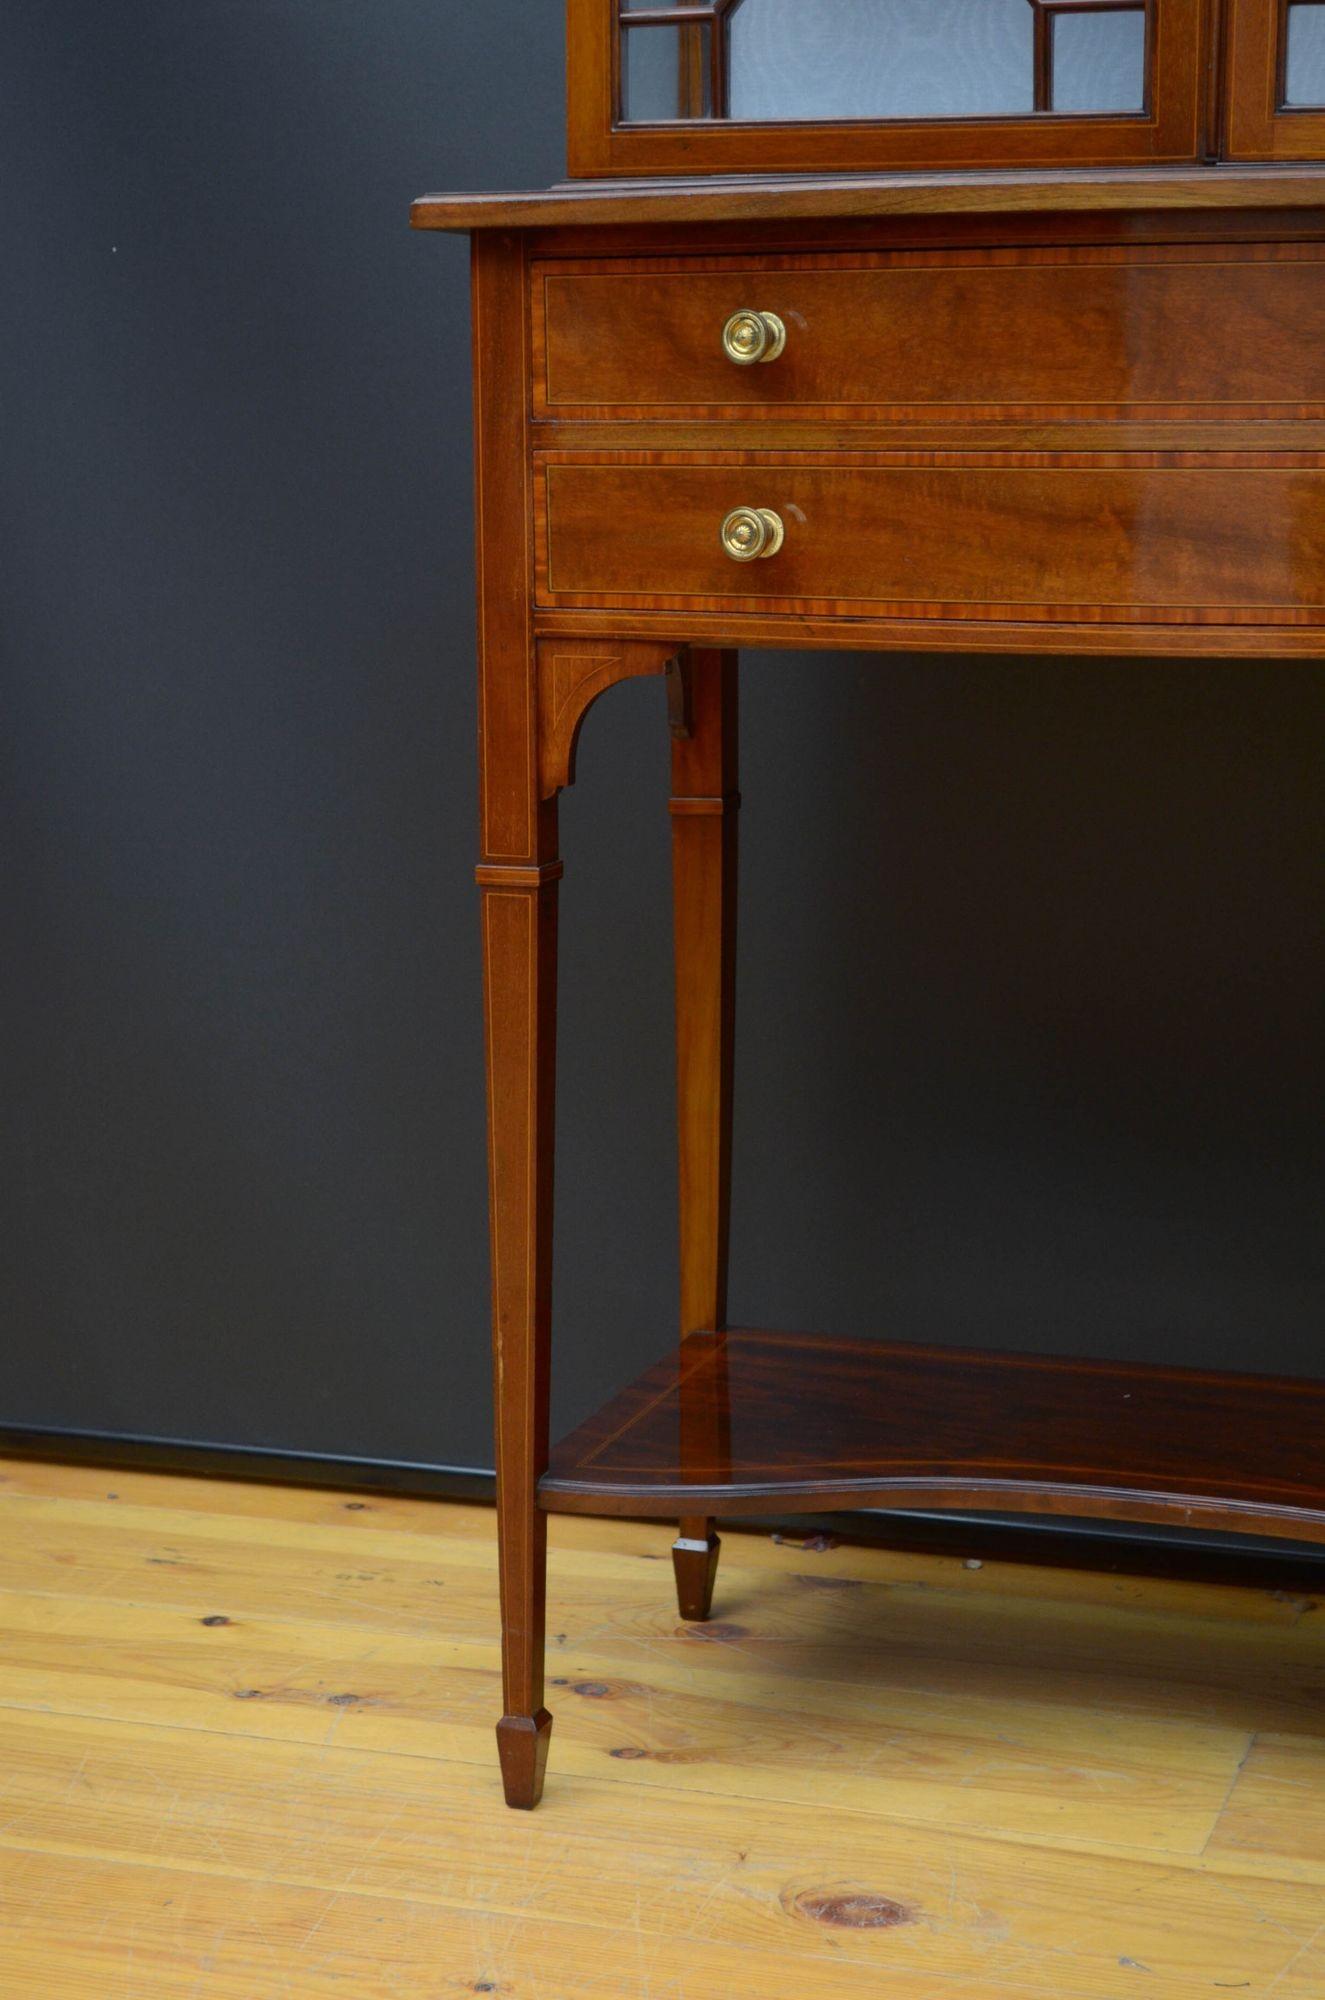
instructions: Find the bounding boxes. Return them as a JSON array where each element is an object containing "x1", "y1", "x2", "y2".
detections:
[
  {"x1": 722, "y1": 309, "x2": 787, "y2": 366},
  {"x1": 721, "y1": 506, "x2": 785, "y2": 563}
]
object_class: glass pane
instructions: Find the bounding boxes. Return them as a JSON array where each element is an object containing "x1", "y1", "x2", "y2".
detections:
[
  {"x1": 728, "y1": 0, "x2": 1034, "y2": 123},
  {"x1": 1285, "y1": 2, "x2": 1325, "y2": 108},
  {"x1": 622, "y1": 23, "x2": 713, "y2": 121},
  {"x1": 1051, "y1": 8, "x2": 1146, "y2": 113}
]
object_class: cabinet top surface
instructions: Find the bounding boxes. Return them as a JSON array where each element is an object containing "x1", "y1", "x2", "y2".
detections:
[{"x1": 411, "y1": 163, "x2": 1325, "y2": 233}]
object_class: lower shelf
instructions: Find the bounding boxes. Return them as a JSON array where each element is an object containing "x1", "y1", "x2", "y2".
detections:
[{"x1": 541, "y1": 1331, "x2": 1325, "y2": 1544}]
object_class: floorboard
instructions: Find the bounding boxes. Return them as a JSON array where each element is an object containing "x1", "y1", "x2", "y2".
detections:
[{"x1": 0, "y1": 1455, "x2": 1321, "y2": 1997}]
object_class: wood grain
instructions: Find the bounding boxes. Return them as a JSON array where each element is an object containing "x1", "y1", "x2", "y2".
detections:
[
  {"x1": 412, "y1": 163, "x2": 1325, "y2": 232},
  {"x1": 2, "y1": 1485, "x2": 1322, "y2": 1729},
  {"x1": 534, "y1": 417, "x2": 1325, "y2": 450},
  {"x1": 534, "y1": 242, "x2": 1325, "y2": 420},
  {"x1": 536, "y1": 634, "x2": 683, "y2": 795},
  {"x1": 0, "y1": 1459, "x2": 1323, "y2": 1996},
  {"x1": 670, "y1": 649, "x2": 738, "y2": 1620},
  {"x1": 536, "y1": 451, "x2": 1325, "y2": 626},
  {"x1": 532, "y1": 598, "x2": 1325, "y2": 652},
  {"x1": 543, "y1": 1329, "x2": 1325, "y2": 1538},
  {"x1": 472, "y1": 231, "x2": 558, "y2": 1808}
]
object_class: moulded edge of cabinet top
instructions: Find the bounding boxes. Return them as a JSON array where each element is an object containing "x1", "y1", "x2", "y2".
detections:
[{"x1": 411, "y1": 165, "x2": 1325, "y2": 233}]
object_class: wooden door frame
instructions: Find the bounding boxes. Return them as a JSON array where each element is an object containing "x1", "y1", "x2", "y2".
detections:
[
  {"x1": 568, "y1": 0, "x2": 1209, "y2": 178},
  {"x1": 1224, "y1": 0, "x2": 1325, "y2": 157}
]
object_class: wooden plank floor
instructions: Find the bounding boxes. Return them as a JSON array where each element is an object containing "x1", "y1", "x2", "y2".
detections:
[{"x1": 0, "y1": 1457, "x2": 1322, "y2": 1997}]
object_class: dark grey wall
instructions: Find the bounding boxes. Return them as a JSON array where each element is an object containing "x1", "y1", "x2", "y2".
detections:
[{"x1": 1, "y1": 3, "x2": 1321, "y2": 1475}]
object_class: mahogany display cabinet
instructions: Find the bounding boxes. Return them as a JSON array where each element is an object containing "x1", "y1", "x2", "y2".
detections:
[{"x1": 413, "y1": 0, "x2": 1325, "y2": 1808}]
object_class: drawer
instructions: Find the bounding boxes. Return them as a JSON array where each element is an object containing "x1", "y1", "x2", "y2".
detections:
[
  {"x1": 536, "y1": 454, "x2": 1325, "y2": 624},
  {"x1": 533, "y1": 246, "x2": 1325, "y2": 421}
]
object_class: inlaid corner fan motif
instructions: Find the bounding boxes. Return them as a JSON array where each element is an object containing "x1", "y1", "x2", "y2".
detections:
[{"x1": 619, "y1": 0, "x2": 1155, "y2": 124}]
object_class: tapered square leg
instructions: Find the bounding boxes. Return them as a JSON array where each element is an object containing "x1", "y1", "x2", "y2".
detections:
[
  {"x1": 472, "y1": 234, "x2": 558, "y2": 1808},
  {"x1": 480, "y1": 859, "x2": 559, "y2": 1806},
  {"x1": 670, "y1": 651, "x2": 739, "y2": 1622}
]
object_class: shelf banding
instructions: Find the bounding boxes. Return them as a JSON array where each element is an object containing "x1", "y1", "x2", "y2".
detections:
[{"x1": 542, "y1": 1330, "x2": 1325, "y2": 1542}]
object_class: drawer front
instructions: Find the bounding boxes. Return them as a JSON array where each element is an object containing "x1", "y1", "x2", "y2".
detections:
[
  {"x1": 537, "y1": 456, "x2": 1325, "y2": 624},
  {"x1": 534, "y1": 247, "x2": 1325, "y2": 421}
]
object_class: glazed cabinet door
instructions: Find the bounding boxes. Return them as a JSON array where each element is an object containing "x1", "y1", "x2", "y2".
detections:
[
  {"x1": 568, "y1": 0, "x2": 1209, "y2": 175},
  {"x1": 1225, "y1": 0, "x2": 1325, "y2": 156}
]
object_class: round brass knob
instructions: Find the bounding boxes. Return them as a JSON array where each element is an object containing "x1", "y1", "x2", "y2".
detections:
[
  {"x1": 720, "y1": 506, "x2": 785, "y2": 563},
  {"x1": 722, "y1": 309, "x2": 787, "y2": 366}
]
